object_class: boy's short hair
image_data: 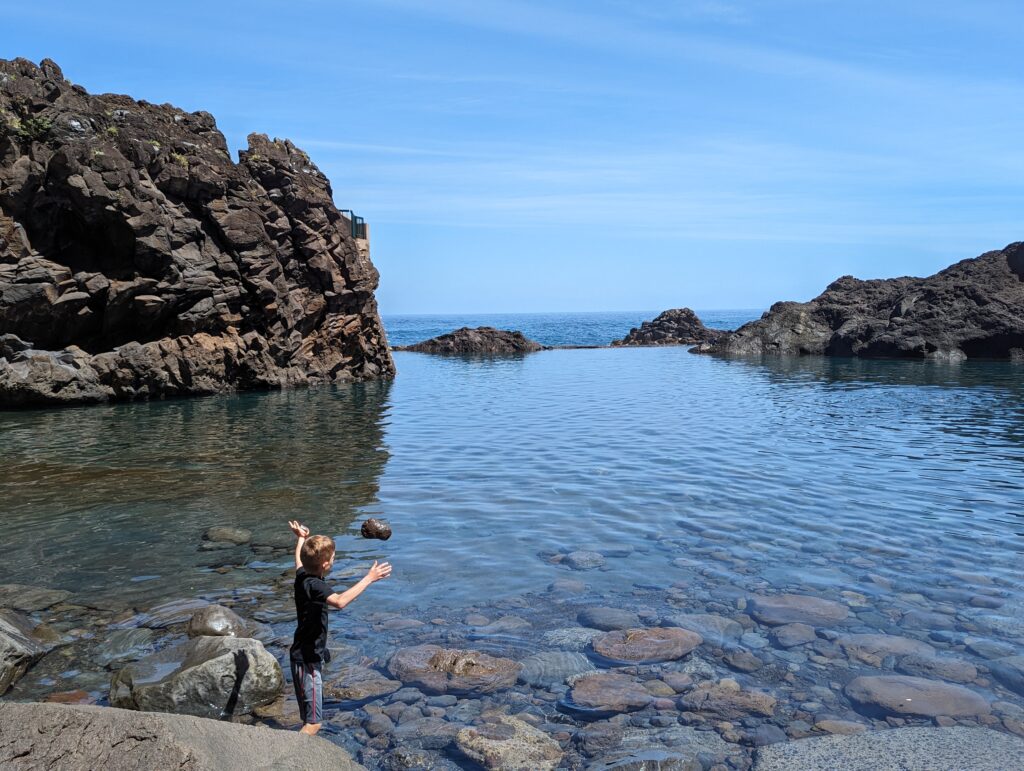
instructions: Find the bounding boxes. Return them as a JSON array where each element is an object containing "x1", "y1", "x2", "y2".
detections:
[{"x1": 300, "y1": 535, "x2": 336, "y2": 571}]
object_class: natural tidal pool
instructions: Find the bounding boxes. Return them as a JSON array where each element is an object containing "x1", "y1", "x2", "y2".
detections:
[{"x1": 2, "y1": 348, "x2": 1023, "y2": 769}]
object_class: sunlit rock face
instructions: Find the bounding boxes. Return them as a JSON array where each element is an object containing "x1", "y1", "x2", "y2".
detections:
[{"x1": 0, "y1": 57, "x2": 393, "y2": 406}]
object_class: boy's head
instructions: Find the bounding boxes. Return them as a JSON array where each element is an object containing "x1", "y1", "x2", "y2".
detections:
[{"x1": 300, "y1": 535, "x2": 336, "y2": 576}]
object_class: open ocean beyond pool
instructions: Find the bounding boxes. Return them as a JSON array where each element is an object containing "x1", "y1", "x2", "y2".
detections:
[{"x1": 2, "y1": 310, "x2": 1023, "y2": 767}]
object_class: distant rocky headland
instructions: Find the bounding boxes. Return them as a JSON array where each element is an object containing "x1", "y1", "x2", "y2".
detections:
[
  {"x1": 395, "y1": 326, "x2": 545, "y2": 354},
  {"x1": 0, "y1": 58, "x2": 393, "y2": 407},
  {"x1": 612, "y1": 308, "x2": 725, "y2": 347},
  {"x1": 706, "y1": 243, "x2": 1024, "y2": 360}
]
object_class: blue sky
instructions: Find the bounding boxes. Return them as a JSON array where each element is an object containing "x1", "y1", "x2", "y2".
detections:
[{"x1": 10, "y1": 1, "x2": 1024, "y2": 313}]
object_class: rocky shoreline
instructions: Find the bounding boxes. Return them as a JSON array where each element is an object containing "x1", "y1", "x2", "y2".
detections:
[
  {"x1": 2, "y1": 523, "x2": 1023, "y2": 770},
  {"x1": 0, "y1": 58, "x2": 393, "y2": 407}
]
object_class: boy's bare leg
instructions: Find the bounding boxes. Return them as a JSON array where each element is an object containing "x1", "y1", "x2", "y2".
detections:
[{"x1": 299, "y1": 722, "x2": 322, "y2": 736}]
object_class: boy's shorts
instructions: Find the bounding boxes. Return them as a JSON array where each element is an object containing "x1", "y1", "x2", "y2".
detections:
[{"x1": 290, "y1": 659, "x2": 323, "y2": 725}]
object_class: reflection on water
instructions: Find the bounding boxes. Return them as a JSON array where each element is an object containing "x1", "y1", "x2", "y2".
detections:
[{"x1": 0, "y1": 382, "x2": 392, "y2": 606}]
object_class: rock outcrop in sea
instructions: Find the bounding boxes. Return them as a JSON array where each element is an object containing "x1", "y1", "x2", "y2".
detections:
[
  {"x1": 396, "y1": 326, "x2": 544, "y2": 354},
  {"x1": 611, "y1": 308, "x2": 725, "y2": 347},
  {"x1": 0, "y1": 57, "x2": 393, "y2": 406},
  {"x1": 707, "y1": 242, "x2": 1024, "y2": 359}
]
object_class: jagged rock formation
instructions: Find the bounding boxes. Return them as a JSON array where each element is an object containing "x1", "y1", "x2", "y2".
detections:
[
  {"x1": 396, "y1": 326, "x2": 544, "y2": 354},
  {"x1": 708, "y1": 243, "x2": 1024, "y2": 359},
  {"x1": 0, "y1": 58, "x2": 393, "y2": 406},
  {"x1": 611, "y1": 308, "x2": 725, "y2": 347}
]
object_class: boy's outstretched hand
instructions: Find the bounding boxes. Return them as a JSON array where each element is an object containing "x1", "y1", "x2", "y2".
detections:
[
  {"x1": 366, "y1": 560, "x2": 392, "y2": 583},
  {"x1": 288, "y1": 520, "x2": 310, "y2": 539}
]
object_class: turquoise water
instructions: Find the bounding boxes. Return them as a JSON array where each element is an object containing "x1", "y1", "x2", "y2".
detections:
[{"x1": 2, "y1": 314, "x2": 1023, "y2": 764}]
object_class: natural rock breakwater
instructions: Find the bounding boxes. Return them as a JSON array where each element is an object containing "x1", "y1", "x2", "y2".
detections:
[{"x1": 0, "y1": 58, "x2": 393, "y2": 407}]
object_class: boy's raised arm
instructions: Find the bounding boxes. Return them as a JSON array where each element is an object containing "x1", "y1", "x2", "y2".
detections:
[
  {"x1": 326, "y1": 560, "x2": 392, "y2": 609},
  {"x1": 288, "y1": 520, "x2": 310, "y2": 571}
]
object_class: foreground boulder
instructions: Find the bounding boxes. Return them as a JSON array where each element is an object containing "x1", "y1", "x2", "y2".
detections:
[
  {"x1": 0, "y1": 609, "x2": 49, "y2": 694},
  {"x1": 708, "y1": 242, "x2": 1024, "y2": 359},
  {"x1": 611, "y1": 308, "x2": 725, "y2": 346},
  {"x1": 387, "y1": 644, "x2": 520, "y2": 694},
  {"x1": 110, "y1": 635, "x2": 283, "y2": 718},
  {"x1": 396, "y1": 327, "x2": 543, "y2": 354},
  {"x1": 0, "y1": 701, "x2": 365, "y2": 770},
  {"x1": 752, "y1": 726, "x2": 1024, "y2": 771},
  {"x1": 0, "y1": 57, "x2": 393, "y2": 407}
]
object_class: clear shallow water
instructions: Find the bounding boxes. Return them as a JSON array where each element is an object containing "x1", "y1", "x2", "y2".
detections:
[
  {"x1": 2, "y1": 332, "x2": 1024, "y2": 766},
  {"x1": 383, "y1": 309, "x2": 761, "y2": 348}
]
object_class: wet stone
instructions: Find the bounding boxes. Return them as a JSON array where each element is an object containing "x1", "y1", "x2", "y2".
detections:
[
  {"x1": 186, "y1": 604, "x2": 248, "y2": 638},
  {"x1": 455, "y1": 714, "x2": 563, "y2": 771},
  {"x1": 895, "y1": 654, "x2": 978, "y2": 684},
  {"x1": 741, "y1": 633, "x2": 770, "y2": 650},
  {"x1": 93, "y1": 627, "x2": 156, "y2": 668},
  {"x1": 899, "y1": 610, "x2": 956, "y2": 631},
  {"x1": 565, "y1": 551, "x2": 606, "y2": 571},
  {"x1": 813, "y1": 719, "x2": 868, "y2": 735},
  {"x1": 565, "y1": 672, "x2": 653, "y2": 717},
  {"x1": 578, "y1": 608, "x2": 642, "y2": 632},
  {"x1": 387, "y1": 645, "x2": 520, "y2": 695},
  {"x1": 724, "y1": 650, "x2": 762, "y2": 673},
  {"x1": 518, "y1": 651, "x2": 595, "y2": 689},
  {"x1": 548, "y1": 578, "x2": 587, "y2": 594},
  {"x1": 836, "y1": 634, "x2": 934, "y2": 667},
  {"x1": 770, "y1": 623, "x2": 817, "y2": 649},
  {"x1": 0, "y1": 584, "x2": 72, "y2": 612},
  {"x1": 587, "y1": 750, "x2": 702, "y2": 770},
  {"x1": 845, "y1": 675, "x2": 991, "y2": 718},
  {"x1": 747, "y1": 594, "x2": 849, "y2": 627},
  {"x1": 592, "y1": 627, "x2": 703, "y2": 665},
  {"x1": 0, "y1": 610, "x2": 49, "y2": 694},
  {"x1": 678, "y1": 680, "x2": 776, "y2": 720},
  {"x1": 391, "y1": 716, "x2": 461, "y2": 750},
  {"x1": 203, "y1": 526, "x2": 252, "y2": 545},
  {"x1": 664, "y1": 614, "x2": 743, "y2": 647},
  {"x1": 989, "y1": 656, "x2": 1024, "y2": 697},
  {"x1": 325, "y1": 665, "x2": 402, "y2": 701}
]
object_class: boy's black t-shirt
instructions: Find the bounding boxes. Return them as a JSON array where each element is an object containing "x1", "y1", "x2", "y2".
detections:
[{"x1": 290, "y1": 568, "x2": 332, "y2": 664}]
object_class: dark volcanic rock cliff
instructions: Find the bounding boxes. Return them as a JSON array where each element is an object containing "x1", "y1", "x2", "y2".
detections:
[
  {"x1": 709, "y1": 243, "x2": 1024, "y2": 360},
  {"x1": 612, "y1": 308, "x2": 724, "y2": 347},
  {"x1": 396, "y1": 327, "x2": 544, "y2": 354},
  {"x1": 0, "y1": 58, "x2": 393, "y2": 406}
]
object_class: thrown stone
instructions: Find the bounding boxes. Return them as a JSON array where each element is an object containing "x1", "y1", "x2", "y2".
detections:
[
  {"x1": 187, "y1": 605, "x2": 248, "y2": 638},
  {"x1": 455, "y1": 714, "x2": 563, "y2": 771},
  {"x1": 592, "y1": 627, "x2": 702, "y2": 664},
  {"x1": 845, "y1": 675, "x2": 990, "y2": 718},
  {"x1": 387, "y1": 645, "x2": 520, "y2": 695},
  {"x1": 361, "y1": 518, "x2": 392, "y2": 540},
  {"x1": 747, "y1": 594, "x2": 848, "y2": 627}
]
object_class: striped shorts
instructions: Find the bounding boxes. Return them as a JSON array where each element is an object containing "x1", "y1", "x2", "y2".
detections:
[{"x1": 290, "y1": 659, "x2": 323, "y2": 725}]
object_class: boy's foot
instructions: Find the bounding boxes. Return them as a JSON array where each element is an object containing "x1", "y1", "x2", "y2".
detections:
[{"x1": 299, "y1": 722, "x2": 322, "y2": 736}]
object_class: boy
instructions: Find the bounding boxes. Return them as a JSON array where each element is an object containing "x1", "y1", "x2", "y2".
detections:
[{"x1": 287, "y1": 520, "x2": 392, "y2": 735}]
